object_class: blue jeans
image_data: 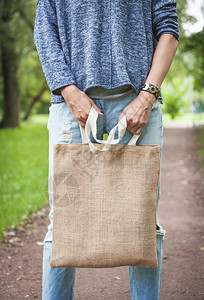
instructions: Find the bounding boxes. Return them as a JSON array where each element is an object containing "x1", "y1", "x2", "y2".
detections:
[{"x1": 43, "y1": 90, "x2": 166, "y2": 300}]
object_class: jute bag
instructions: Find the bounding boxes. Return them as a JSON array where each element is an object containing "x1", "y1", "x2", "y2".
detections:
[{"x1": 50, "y1": 106, "x2": 160, "y2": 269}]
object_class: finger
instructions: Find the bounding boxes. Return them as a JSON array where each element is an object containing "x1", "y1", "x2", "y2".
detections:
[
  {"x1": 127, "y1": 119, "x2": 137, "y2": 131},
  {"x1": 135, "y1": 128, "x2": 143, "y2": 135},
  {"x1": 129, "y1": 125, "x2": 143, "y2": 134},
  {"x1": 78, "y1": 120, "x2": 86, "y2": 128},
  {"x1": 79, "y1": 113, "x2": 88, "y2": 122},
  {"x1": 90, "y1": 100, "x2": 104, "y2": 115}
]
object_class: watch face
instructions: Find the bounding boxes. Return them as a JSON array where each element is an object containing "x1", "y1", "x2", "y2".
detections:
[
  {"x1": 141, "y1": 83, "x2": 159, "y2": 97},
  {"x1": 149, "y1": 86, "x2": 157, "y2": 93}
]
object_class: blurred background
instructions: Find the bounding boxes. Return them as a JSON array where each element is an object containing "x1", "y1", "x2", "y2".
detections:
[{"x1": 0, "y1": 0, "x2": 203, "y2": 239}]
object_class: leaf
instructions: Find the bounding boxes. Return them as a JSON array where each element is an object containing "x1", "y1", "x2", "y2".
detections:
[
  {"x1": 16, "y1": 277, "x2": 22, "y2": 281},
  {"x1": 36, "y1": 241, "x2": 44, "y2": 246},
  {"x1": 113, "y1": 277, "x2": 120, "y2": 280},
  {"x1": 21, "y1": 215, "x2": 28, "y2": 220},
  {"x1": 7, "y1": 231, "x2": 16, "y2": 236},
  {"x1": 9, "y1": 237, "x2": 20, "y2": 244}
]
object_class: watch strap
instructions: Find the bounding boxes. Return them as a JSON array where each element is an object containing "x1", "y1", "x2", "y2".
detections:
[{"x1": 140, "y1": 83, "x2": 160, "y2": 98}]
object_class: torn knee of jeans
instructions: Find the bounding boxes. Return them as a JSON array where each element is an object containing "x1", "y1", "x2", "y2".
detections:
[
  {"x1": 59, "y1": 121, "x2": 73, "y2": 143},
  {"x1": 156, "y1": 223, "x2": 166, "y2": 239}
]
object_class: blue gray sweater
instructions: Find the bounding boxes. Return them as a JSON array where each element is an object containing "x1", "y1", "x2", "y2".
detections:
[{"x1": 34, "y1": 0, "x2": 179, "y2": 103}]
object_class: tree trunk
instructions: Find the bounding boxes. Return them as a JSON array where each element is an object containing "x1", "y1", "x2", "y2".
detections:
[
  {"x1": 22, "y1": 85, "x2": 47, "y2": 121},
  {"x1": 0, "y1": 1, "x2": 19, "y2": 128}
]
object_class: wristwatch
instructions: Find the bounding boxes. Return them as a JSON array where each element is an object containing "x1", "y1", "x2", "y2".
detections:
[{"x1": 140, "y1": 82, "x2": 160, "y2": 98}]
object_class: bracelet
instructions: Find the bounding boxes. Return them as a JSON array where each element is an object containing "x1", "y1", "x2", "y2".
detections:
[{"x1": 140, "y1": 82, "x2": 160, "y2": 98}]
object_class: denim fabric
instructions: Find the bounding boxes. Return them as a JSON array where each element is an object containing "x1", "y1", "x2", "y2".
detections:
[
  {"x1": 33, "y1": 0, "x2": 179, "y2": 103},
  {"x1": 42, "y1": 90, "x2": 165, "y2": 300}
]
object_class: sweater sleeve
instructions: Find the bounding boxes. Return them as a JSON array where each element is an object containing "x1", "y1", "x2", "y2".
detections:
[
  {"x1": 33, "y1": 0, "x2": 76, "y2": 95},
  {"x1": 152, "y1": 0, "x2": 179, "y2": 42}
]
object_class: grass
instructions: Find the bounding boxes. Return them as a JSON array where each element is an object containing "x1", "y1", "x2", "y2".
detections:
[
  {"x1": 162, "y1": 112, "x2": 204, "y2": 124},
  {"x1": 0, "y1": 115, "x2": 49, "y2": 240}
]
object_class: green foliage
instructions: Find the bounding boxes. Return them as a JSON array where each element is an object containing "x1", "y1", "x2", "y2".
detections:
[
  {"x1": 0, "y1": 0, "x2": 50, "y2": 118},
  {"x1": 163, "y1": 95, "x2": 181, "y2": 119},
  {"x1": 162, "y1": 112, "x2": 204, "y2": 124},
  {"x1": 16, "y1": 0, "x2": 50, "y2": 114},
  {"x1": 162, "y1": 76, "x2": 192, "y2": 119},
  {"x1": 183, "y1": 29, "x2": 204, "y2": 92},
  {"x1": 176, "y1": 0, "x2": 197, "y2": 39},
  {"x1": 0, "y1": 116, "x2": 49, "y2": 239},
  {"x1": 163, "y1": 0, "x2": 204, "y2": 117}
]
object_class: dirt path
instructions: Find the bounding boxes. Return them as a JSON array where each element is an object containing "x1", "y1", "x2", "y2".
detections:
[{"x1": 0, "y1": 127, "x2": 204, "y2": 300}]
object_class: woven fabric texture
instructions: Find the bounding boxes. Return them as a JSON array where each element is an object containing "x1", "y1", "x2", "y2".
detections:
[{"x1": 50, "y1": 142, "x2": 160, "y2": 268}]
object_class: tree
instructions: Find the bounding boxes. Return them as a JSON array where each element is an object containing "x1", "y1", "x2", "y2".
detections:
[
  {"x1": 0, "y1": 0, "x2": 20, "y2": 128},
  {"x1": 162, "y1": 0, "x2": 204, "y2": 115},
  {"x1": 0, "y1": 0, "x2": 48, "y2": 128},
  {"x1": 184, "y1": 28, "x2": 204, "y2": 92}
]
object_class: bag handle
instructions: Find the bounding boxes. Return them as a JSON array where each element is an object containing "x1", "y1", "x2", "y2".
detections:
[{"x1": 80, "y1": 106, "x2": 141, "y2": 153}]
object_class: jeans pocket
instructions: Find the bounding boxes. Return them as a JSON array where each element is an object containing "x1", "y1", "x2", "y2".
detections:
[{"x1": 47, "y1": 102, "x2": 67, "y2": 131}]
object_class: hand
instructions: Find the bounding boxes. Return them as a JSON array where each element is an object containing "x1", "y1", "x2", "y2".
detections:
[
  {"x1": 117, "y1": 91, "x2": 156, "y2": 135},
  {"x1": 60, "y1": 84, "x2": 103, "y2": 127}
]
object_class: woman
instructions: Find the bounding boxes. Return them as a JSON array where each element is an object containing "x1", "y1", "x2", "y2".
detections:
[{"x1": 34, "y1": 1, "x2": 179, "y2": 299}]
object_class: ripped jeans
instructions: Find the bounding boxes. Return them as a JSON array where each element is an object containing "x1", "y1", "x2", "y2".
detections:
[{"x1": 43, "y1": 90, "x2": 166, "y2": 300}]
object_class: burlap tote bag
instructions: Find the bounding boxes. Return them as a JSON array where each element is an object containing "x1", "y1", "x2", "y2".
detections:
[{"x1": 50, "y1": 106, "x2": 160, "y2": 268}]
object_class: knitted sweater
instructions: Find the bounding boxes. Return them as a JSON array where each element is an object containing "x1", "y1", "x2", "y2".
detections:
[{"x1": 33, "y1": 0, "x2": 179, "y2": 103}]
